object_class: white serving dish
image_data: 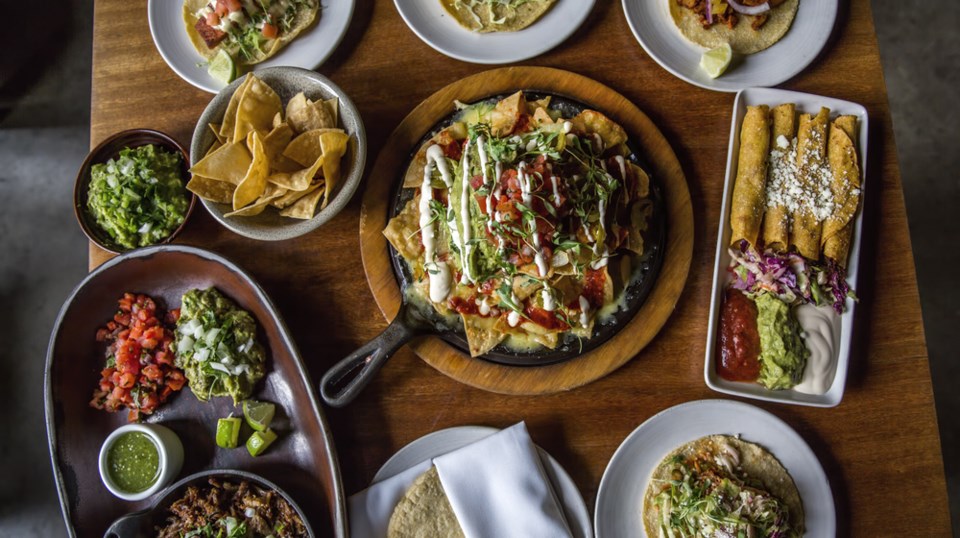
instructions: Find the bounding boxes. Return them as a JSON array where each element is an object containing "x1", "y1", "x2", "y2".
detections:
[
  {"x1": 98, "y1": 423, "x2": 184, "y2": 501},
  {"x1": 704, "y1": 87, "x2": 869, "y2": 407}
]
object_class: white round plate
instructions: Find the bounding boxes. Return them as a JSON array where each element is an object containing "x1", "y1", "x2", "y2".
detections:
[
  {"x1": 393, "y1": 0, "x2": 595, "y2": 64},
  {"x1": 375, "y1": 426, "x2": 593, "y2": 538},
  {"x1": 148, "y1": 0, "x2": 355, "y2": 94},
  {"x1": 622, "y1": 0, "x2": 838, "y2": 92},
  {"x1": 595, "y1": 399, "x2": 835, "y2": 537}
]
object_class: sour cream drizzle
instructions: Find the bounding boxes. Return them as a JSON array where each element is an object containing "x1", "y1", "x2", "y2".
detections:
[
  {"x1": 550, "y1": 175, "x2": 561, "y2": 206},
  {"x1": 421, "y1": 145, "x2": 454, "y2": 302},
  {"x1": 459, "y1": 139, "x2": 474, "y2": 284},
  {"x1": 578, "y1": 295, "x2": 590, "y2": 327},
  {"x1": 794, "y1": 304, "x2": 840, "y2": 395},
  {"x1": 541, "y1": 288, "x2": 556, "y2": 312},
  {"x1": 614, "y1": 155, "x2": 626, "y2": 182},
  {"x1": 516, "y1": 161, "x2": 549, "y2": 277}
]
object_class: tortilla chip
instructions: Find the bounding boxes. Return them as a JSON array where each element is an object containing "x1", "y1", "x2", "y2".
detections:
[
  {"x1": 272, "y1": 112, "x2": 283, "y2": 129},
  {"x1": 403, "y1": 122, "x2": 469, "y2": 188},
  {"x1": 190, "y1": 141, "x2": 252, "y2": 185},
  {"x1": 318, "y1": 131, "x2": 349, "y2": 208},
  {"x1": 234, "y1": 76, "x2": 282, "y2": 142},
  {"x1": 571, "y1": 109, "x2": 627, "y2": 149},
  {"x1": 279, "y1": 152, "x2": 325, "y2": 192},
  {"x1": 461, "y1": 314, "x2": 506, "y2": 357},
  {"x1": 283, "y1": 129, "x2": 324, "y2": 167},
  {"x1": 628, "y1": 162, "x2": 650, "y2": 199},
  {"x1": 382, "y1": 197, "x2": 424, "y2": 262},
  {"x1": 286, "y1": 92, "x2": 335, "y2": 134},
  {"x1": 187, "y1": 175, "x2": 235, "y2": 204},
  {"x1": 232, "y1": 131, "x2": 270, "y2": 210},
  {"x1": 387, "y1": 467, "x2": 465, "y2": 538},
  {"x1": 208, "y1": 123, "x2": 226, "y2": 145},
  {"x1": 219, "y1": 74, "x2": 254, "y2": 141},
  {"x1": 533, "y1": 107, "x2": 554, "y2": 125},
  {"x1": 262, "y1": 123, "x2": 294, "y2": 162},
  {"x1": 224, "y1": 183, "x2": 287, "y2": 217},
  {"x1": 271, "y1": 180, "x2": 323, "y2": 209},
  {"x1": 490, "y1": 91, "x2": 526, "y2": 136},
  {"x1": 324, "y1": 98, "x2": 339, "y2": 126},
  {"x1": 279, "y1": 186, "x2": 324, "y2": 219},
  {"x1": 205, "y1": 139, "x2": 223, "y2": 157}
]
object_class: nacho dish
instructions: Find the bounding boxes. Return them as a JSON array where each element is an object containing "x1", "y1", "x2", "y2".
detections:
[
  {"x1": 383, "y1": 92, "x2": 654, "y2": 357},
  {"x1": 643, "y1": 435, "x2": 804, "y2": 538},
  {"x1": 670, "y1": 0, "x2": 800, "y2": 54},
  {"x1": 188, "y1": 73, "x2": 351, "y2": 220},
  {"x1": 441, "y1": 0, "x2": 557, "y2": 33},
  {"x1": 184, "y1": 0, "x2": 319, "y2": 66},
  {"x1": 89, "y1": 293, "x2": 187, "y2": 422},
  {"x1": 156, "y1": 477, "x2": 308, "y2": 538},
  {"x1": 719, "y1": 104, "x2": 860, "y2": 394}
]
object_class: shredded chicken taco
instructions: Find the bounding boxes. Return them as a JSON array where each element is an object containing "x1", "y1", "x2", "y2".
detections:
[
  {"x1": 183, "y1": 0, "x2": 319, "y2": 66},
  {"x1": 440, "y1": 0, "x2": 557, "y2": 33},
  {"x1": 643, "y1": 435, "x2": 804, "y2": 538},
  {"x1": 383, "y1": 92, "x2": 654, "y2": 357}
]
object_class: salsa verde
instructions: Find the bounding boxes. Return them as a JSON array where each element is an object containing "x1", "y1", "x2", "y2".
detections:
[{"x1": 106, "y1": 431, "x2": 160, "y2": 492}]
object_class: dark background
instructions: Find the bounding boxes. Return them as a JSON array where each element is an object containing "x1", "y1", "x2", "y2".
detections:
[{"x1": 1, "y1": 0, "x2": 955, "y2": 534}]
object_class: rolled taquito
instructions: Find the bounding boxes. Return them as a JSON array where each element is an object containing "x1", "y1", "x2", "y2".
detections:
[{"x1": 730, "y1": 105, "x2": 770, "y2": 248}]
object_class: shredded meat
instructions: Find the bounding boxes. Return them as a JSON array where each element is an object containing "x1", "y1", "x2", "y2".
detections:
[
  {"x1": 195, "y1": 17, "x2": 227, "y2": 49},
  {"x1": 155, "y1": 479, "x2": 308, "y2": 538},
  {"x1": 675, "y1": 0, "x2": 779, "y2": 31}
]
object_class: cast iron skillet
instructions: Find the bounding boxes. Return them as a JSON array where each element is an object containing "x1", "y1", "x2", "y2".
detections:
[
  {"x1": 320, "y1": 93, "x2": 666, "y2": 407},
  {"x1": 102, "y1": 469, "x2": 314, "y2": 537}
]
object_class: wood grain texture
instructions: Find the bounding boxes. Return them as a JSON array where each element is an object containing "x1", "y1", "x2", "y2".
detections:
[
  {"x1": 359, "y1": 66, "x2": 693, "y2": 395},
  {"x1": 88, "y1": 0, "x2": 950, "y2": 536}
]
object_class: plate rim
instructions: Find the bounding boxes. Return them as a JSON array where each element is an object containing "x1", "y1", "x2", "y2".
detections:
[
  {"x1": 621, "y1": 0, "x2": 839, "y2": 92},
  {"x1": 147, "y1": 0, "x2": 356, "y2": 94},
  {"x1": 392, "y1": 0, "x2": 596, "y2": 65},
  {"x1": 372, "y1": 425, "x2": 593, "y2": 538},
  {"x1": 594, "y1": 399, "x2": 837, "y2": 537},
  {"x1": 43, "y1": 244, "x2": 348, "y2": 538},
  {"x1": 703, "y1": 87, "x2": 870, "y2": 407}
]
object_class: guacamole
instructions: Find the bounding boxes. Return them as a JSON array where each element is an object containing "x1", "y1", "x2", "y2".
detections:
[
  {"x1": 87, "y1": 144, "x2": 189, "y2": 250},
  {"x1": 175, "y1": 288, "x2": 266, "y2": 402},
  {"x1": 755, "y1": 293, "x2": 808, "y2": 390}
]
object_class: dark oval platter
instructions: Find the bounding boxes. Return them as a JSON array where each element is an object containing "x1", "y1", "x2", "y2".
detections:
[{"x1": 44, "y1": 245, "x2": 346, "y2": 537}]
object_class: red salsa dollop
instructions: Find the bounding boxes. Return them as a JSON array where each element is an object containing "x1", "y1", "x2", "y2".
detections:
[{"x1": 718, "y1": 288, "x2": 761, "y2": 382}]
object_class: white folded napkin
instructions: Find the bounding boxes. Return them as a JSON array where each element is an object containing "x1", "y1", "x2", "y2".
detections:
[{"x1": 348, "y1": 422, "x2": 572, "y2": 538}]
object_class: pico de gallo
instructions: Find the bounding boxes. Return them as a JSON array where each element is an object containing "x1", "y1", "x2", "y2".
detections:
[{"x1": 89, "y1": 293, "x2": 186, "y2": 422}]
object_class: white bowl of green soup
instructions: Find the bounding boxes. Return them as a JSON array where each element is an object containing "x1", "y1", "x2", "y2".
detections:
[{"x1": 98, "y1": 423, "x2": 184, "y2": 501}]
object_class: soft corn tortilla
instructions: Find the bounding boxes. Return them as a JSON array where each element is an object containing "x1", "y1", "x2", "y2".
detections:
[
  {"x1": 387, "y1": 467, "x2": 466, "y2": 538},
  {"x1": 669, "y1": 0, "x2": 800, "y2": 54},
  {"x1": 182, "y1": 0, "x2": 319, "y2": 65},
  {"x1": 642, "y1": 435, "x2": 804, "y2": 536},
  {"x1": 440, "y1": 0, "x2": 556, "y2": 33}
]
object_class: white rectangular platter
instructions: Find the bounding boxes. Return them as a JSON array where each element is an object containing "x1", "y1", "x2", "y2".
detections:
[{"x1": 704, "y1": 87, "x2": 869, "y2": 407}]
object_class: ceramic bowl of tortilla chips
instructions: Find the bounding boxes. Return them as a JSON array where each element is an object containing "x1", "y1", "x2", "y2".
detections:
[{"x1": 189, "y1": 66, "x2": 367, "y2": 241}]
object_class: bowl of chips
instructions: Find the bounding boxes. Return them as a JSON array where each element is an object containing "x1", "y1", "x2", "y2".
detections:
[{"x1": 188, "y1": 67, "x2": 367, "y2": 240}]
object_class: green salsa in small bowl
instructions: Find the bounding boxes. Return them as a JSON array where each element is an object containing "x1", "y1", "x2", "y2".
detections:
[
  {"x1": 75, "y1": 129, "x2": 196, "y2": 254},
  {"x1": 98, "y1": 423, "x2": 184, "y2": 501}
]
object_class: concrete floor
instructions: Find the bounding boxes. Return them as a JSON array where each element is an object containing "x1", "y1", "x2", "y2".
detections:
[{"x1": 0, "y1": 1, "x2": 955, "y2": 535}]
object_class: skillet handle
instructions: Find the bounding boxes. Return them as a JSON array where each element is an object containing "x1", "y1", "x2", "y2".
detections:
[{"x1": 320, "y1": 308, "x2": 419, "y2": 408}]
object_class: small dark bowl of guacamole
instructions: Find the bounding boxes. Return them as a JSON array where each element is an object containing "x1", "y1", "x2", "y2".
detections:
[{"x1": 75, "y1": 129, "x2": 196, "y2": 253}]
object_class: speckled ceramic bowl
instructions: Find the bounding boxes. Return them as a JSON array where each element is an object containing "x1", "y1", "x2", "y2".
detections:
[
  {"x1": 74, "y1": 129, "x2": 196, "y2": 254},
  {"x1": 190, "y1": 67, "x2": 367, "y2": 241}
]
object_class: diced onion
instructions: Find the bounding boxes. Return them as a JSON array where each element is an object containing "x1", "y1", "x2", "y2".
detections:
[
  {"x1": 178, "y1": 318, "x2": 202, "y2": 335},
  {"x1": 138, "y1": 222, "x2": 153, "y2": 234},
  {"x1": 195, "y1": 347, "x2": 211, "y2": 362},
  {"x1": 726, "y1": 0, "x2": 770, "y2": 15},
  {"x1": 204, "y1": 327, "x2": 221, "y2": 346},
  {"x1": 177, "y1": 335, "x2": 194, "y2": 353},
  {"x1": 209, "y1": 362, "x2": 231, "y2": 374}
]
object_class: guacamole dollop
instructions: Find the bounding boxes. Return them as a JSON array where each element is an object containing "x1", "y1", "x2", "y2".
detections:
[
  {"x1": 175, "y1": 288, "x2": 266, "y2": 403},
  {"x1": 755, "y1": 293, "x2": 808, "y2": 390}
]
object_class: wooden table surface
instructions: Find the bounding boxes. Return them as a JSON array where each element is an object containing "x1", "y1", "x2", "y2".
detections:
[{"x1": 89, "y1": 0, "x2": 950, "y2": 535}]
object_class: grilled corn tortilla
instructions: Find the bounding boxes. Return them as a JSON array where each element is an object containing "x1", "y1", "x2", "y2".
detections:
[
  {"x1": 643, "y1": 435, "x2": 804, "y2": 537},
  {"x1": 669, "y1": 0, "x2": 800, "y2": 54},
  {"x1": 388, "y1": 467, "x2": 466, "y2": 538},
  {"x1": 183, "y1": 0, "x2": 318, "y2": 65},
  {"x1": 441, "y1": 0, "x2": 557, "y2": 33}
]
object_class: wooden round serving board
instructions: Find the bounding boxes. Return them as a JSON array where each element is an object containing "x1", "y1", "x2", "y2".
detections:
[{"x1": 359, "y1": 66, "x2": 693, "y2": 395}]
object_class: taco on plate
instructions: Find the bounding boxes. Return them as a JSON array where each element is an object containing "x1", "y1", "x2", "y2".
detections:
[
  {"x1": 670, "y1": 0, "x2": 800, "y2": 54},
  {"x1": 643, "y1": 434, "x2": 804, "y2": 537},
  {"x1": 440, "y1": 0, "x2": 557, "y2": 33},
  {"x1": 183, "y1": 0, "x2": 319, "y2": 66}
]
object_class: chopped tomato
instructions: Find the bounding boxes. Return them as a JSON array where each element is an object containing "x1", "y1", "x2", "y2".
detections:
[
  {"x1": 261, "y1": 22, "x2": 278, "y2": 39},
  {"x1": 222, "y1": 0, "x2": 242, "y2": 12},
  {"x1": 204, "y1": 11, "x2": 221, "y2": 26},
  {"x1": 89, "y1": 293, "x2": 185, "y2": 422}
]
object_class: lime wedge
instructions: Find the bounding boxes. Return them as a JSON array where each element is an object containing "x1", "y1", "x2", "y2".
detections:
[
  {"x1": 216, "y1": 417, "x2": 242, "y2": 449},
  {"x1": 246, "y1": 428, "x2": 278, "y2": 457},
  {"x1": 242, "y1": 400, "x2": 276, "y2": 432},
  {"x1": 207, "y1": 49, "x2": 237, "y2": 84},
  {"x1": 700, "y1": 43, "x2": 733, "y2": 78}
]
